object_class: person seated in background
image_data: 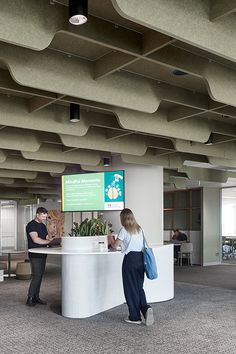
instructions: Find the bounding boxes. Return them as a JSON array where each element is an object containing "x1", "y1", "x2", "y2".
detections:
[
  {"x1": 171, "y1": 229, "x2": 188, "y2": 260},
  {"x1": 172, "y1": 229, "x2": 187, "y2": 242}
]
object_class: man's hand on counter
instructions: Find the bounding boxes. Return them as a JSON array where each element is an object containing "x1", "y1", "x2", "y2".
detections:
[{"x1": 48, "y1": 237, "x2": 62, "y2": 247}]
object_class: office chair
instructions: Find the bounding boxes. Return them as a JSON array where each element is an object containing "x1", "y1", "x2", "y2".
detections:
[{"x1": 178, "y1": 243, "x2": 193, "y2": 266}]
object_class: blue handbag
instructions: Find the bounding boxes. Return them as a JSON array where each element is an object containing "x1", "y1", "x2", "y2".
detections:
[{"x1": 142, "y1": 231, "x2": 158, "y2": 280}]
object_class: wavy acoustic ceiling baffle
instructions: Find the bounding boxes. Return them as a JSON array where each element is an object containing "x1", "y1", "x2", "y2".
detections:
[{"x1": 0, "y1": 0, "x2": 235, "y2": 198}]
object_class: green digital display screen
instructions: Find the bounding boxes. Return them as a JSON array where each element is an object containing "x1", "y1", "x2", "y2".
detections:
[{"x1": 62, "y1": 170, "x2": 125, "y2": 212}]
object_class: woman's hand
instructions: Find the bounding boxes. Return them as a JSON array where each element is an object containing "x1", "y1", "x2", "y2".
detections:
[
  {"x1": 108, "y1": 235, "x2": 115, "y2": 246},
  {"x1": 108, "y1": 235, "x2": 121, "y2": 249}
]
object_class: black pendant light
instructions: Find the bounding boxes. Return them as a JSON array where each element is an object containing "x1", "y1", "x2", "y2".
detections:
[
  {"x1": 103, "y1": 157, "x2": 110, "y2": 167},
  {"x1": 70, "y1": 103, "x2": 80, "y2": 122},
  {"x1": 69, "y1": 0, "x2": 88, "y2": 25}
]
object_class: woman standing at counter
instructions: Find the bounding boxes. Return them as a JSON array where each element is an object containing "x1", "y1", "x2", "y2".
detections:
[{"x1": 108, "y1": 208, "x2": 154, "y2": 326}]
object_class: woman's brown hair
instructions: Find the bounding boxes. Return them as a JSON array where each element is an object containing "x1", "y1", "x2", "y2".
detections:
[{"x1": 120, "y1": 208, "x2": 141, "y2": 235}]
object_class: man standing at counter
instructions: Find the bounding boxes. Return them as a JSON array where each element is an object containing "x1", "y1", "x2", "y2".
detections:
[{"x1": 26, "y1": 207, "x2": 51, "y2": 307}]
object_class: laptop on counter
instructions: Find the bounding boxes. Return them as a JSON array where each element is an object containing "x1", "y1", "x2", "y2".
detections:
[{"x1": 48, "y1": 237, "x2": 61, "y2": 247}]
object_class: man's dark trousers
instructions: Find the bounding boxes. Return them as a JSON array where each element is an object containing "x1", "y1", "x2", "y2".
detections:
[{"x1": 28, "y1": 256, "x2": 47, "y2": 298}]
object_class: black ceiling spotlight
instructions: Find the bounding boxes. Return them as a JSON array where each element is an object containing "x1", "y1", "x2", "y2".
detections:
[
  {"x1": 69, "y1": 0, "x2": 88, "y2": 26},
  {"x1": 204, "y1": 133, "x2": 213, "y2": 146},
  {"x1": 70, "y1": 103, "x2": 80, "y2": 122},
  {"x1": 103, "y1": 157, "x2": 110, "y2": 167}
]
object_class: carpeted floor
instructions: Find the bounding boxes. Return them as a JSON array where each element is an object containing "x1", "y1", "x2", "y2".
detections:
[
  {"x1": 175, "y1": 264, "x2": 236, "y2": 290},
  {"x1": 0, "y1": 264, "x2": 236, "y2": 354}
]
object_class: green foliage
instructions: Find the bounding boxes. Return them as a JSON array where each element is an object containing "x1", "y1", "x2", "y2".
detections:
[{"x1": 69, "y1": 218, "x2": 112, "y2": 237}]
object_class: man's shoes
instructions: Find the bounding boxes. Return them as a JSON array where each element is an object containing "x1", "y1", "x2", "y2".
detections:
[
  {"x1": 34, "y1": 297, "x2": 47, "y2": 305},
  {"x1": 26, "y1": 296, "x2": 36, "y2": 307},
  {"x1": 124, "y1": 318, "x2": 142, "y2": 325},
  {"x1": 145, "y1": 307, "x2": 154, "y2": 326}
]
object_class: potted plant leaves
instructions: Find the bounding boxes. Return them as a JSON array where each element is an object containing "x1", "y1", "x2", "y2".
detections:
[{"x1": 62, "y1": 217, "x2": 112, "y2": 252}]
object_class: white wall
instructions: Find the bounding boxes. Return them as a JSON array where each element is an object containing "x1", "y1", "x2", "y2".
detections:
[{"x1": 102, "y1": 160, "x2": 163, "y2": 245}]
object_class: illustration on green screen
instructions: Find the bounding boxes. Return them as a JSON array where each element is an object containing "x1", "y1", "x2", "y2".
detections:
[{"x1": 104, "y1": 171, "x2": 124, "y2": 210}]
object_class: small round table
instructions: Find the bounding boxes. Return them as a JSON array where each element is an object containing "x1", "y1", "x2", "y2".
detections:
[{"x1": 1, "y1": 250, "x2": 26, "y2": 278}]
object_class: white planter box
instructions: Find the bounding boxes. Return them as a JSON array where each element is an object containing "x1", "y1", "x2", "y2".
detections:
[{"x1": 61, "y1": 235, "x2": 108, "y2": 252}]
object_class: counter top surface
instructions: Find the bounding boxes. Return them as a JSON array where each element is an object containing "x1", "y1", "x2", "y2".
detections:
[
  {"x1": 29, "y1": 244, "x2": 171, "y2": 255},
  {"x1": 29, "y1": 247, "x2": 121, "y2": 255}
]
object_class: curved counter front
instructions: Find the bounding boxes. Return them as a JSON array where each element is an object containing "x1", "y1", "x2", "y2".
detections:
[{"x1": 29, "y1": 244, "x2": 173, "y2": 318}]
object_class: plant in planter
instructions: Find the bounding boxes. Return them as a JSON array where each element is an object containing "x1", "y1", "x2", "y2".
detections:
[
  {"x1": 69, "y1": 218, "x2": 112, "y2": 237},
  {"x1": 62, "y1": 217, "x2": 112, "y2": 251}
]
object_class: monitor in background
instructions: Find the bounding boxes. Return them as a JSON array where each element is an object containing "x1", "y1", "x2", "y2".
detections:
[{"x1": 61, "y1": 170, "x2": 125, "y2": 212}]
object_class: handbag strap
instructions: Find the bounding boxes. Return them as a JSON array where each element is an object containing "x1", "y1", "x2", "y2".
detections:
[{"x1": 141, "y1": 229, "x2": 150, "y2": 249}]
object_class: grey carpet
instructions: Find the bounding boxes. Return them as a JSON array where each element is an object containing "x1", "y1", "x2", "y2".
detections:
[
  {"x1": 0, "y1": 264, "x2": 236, "y2": 354},
  {"x1": 175, "y1": 264, "x2": 236, "y2": 290}
]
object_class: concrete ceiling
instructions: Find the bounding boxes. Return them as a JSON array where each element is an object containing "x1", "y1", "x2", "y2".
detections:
[{"x1": 0, "y1": 0, "x2": 236, "y2": 199}]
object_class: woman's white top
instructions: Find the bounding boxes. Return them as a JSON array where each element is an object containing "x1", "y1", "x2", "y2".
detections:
[{"x1": 117, "y1": 226, "x2": 144, "y2": 255}]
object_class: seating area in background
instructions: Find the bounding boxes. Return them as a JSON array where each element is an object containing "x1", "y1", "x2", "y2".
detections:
[
  {"x1": 178, "y1": 243, "x2": 193, "y2": 266},
  {"x1": 0, "y1": 252, "x2": 29, "y2": 280}
]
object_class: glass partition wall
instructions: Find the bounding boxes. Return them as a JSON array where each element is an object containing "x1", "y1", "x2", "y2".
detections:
[
  {"x1": 164, "y1": 188, "x2": 202, "y2": 265},
  {"x1": 221, "y1": 188, "x2": 236, "y2": 264},
  {"x1": 164, "y1": 188, "x2": 201, "y2": 232}
]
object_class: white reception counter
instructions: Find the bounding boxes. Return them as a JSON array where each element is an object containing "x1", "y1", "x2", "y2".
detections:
[{"x1": 29, "y1": 244, "x2": 173, "y2": 318}]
